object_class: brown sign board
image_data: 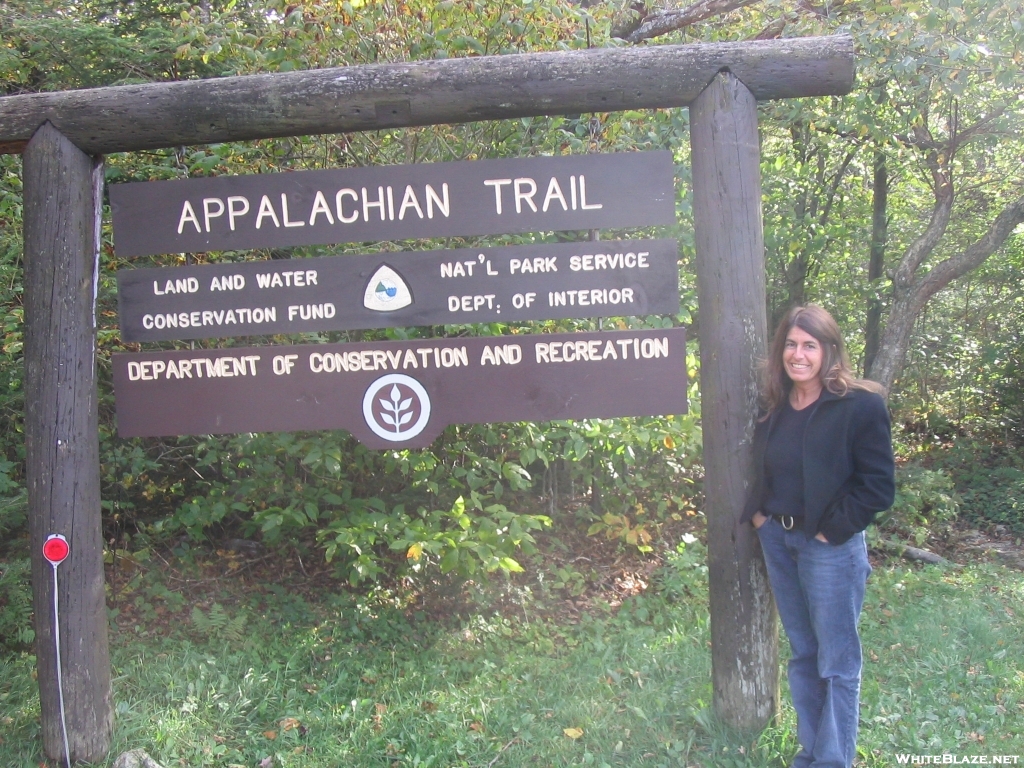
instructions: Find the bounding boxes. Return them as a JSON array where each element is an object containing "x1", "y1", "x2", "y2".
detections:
[
  {"x1": 112, "y1": 328, "x2": 687, "y2": 449},
  {"x1": 116, "y1": 239, "x2": 680, "y2": 341},
  {"x1": 108, "y1": 151, "x2": 676, "y2": 258}
]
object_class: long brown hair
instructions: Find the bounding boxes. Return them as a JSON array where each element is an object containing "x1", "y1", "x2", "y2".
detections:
[{"x1": 761, "y1": 304, "x2": 884, "y2": 415}]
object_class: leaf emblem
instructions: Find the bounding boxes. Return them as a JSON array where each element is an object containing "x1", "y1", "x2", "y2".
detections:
[{"x1": 377, "y1": 383, "x2": 415, "y2": 433}]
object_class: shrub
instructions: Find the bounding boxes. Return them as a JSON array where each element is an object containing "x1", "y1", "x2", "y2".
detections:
[
  {"x1": 957, "y1": 465, "x2": 1024, "y2": 533},
  {"x1": 877, "y1": 466, "x2": 960, "y2": 546},
  {"x1": 655, "y1": 533, "x2": 708, "y2": 600},
  {"x1": 138, "y1": 408, "x2": 702, "y2": 585},
  {"x1": 0, "y1": 556, "x2": 33, "y2": 650},
  {"x1": 0, "y1": 491, "x2": 32, "y2": 650}
]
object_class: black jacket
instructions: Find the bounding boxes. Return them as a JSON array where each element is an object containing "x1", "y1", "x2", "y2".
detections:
[{"x1": 741, "y1": 388, "x2": 896, "y2": 545}]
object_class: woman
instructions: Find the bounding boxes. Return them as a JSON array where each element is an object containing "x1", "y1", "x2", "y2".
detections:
[{"x1": 742, "y1": 304, "x2": 895, "y2": 768}]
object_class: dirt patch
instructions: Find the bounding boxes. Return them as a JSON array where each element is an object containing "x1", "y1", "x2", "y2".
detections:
[{"x1": 947, "y1": 525, "x2": 1024, "y2": 570}]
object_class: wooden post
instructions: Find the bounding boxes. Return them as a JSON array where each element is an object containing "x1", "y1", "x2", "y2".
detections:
[
  {"x1": 23, "y1": 122, "x2": 113, "y2": 762},
  {"x1": 690, "y1": 72, "x2": 778, "y2": 730}
]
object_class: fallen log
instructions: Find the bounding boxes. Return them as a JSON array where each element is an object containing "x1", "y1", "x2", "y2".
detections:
[{"x1": 875, "y1": 538, "x2": 953, "y2": 566}]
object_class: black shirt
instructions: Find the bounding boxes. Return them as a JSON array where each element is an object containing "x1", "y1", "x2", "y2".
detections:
[{"x1": 762, "y1": 398, "x2": 816, "y2": 518}]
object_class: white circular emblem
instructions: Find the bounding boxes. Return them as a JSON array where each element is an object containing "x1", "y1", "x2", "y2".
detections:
[{"x1": 362, "y1": 374, "x2": 431, "y2": 442}]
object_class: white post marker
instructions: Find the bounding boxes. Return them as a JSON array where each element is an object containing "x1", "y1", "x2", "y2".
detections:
[{"x1": 42, "y1": 533, "x2": 72, "y2": 768}]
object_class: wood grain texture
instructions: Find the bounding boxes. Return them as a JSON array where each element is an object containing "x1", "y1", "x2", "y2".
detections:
[
  {"x1": 23, "y1": 122, "x2": 113, "y2": 762},
  {"x1": 690, "y1": 72, "x2": 779, "y2": 731},
  {"x1": 0, "y1": 35, "x2": 853, "y2": 155}
]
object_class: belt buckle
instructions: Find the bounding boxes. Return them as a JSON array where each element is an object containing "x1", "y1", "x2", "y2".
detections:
[{"x1": 781, "y1": 515, "x2": 795, "y2": 531}]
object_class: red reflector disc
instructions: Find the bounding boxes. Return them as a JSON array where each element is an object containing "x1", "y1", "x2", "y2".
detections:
[{"x1": 43, "y1": 535, "x2": 69, "y2": 565}]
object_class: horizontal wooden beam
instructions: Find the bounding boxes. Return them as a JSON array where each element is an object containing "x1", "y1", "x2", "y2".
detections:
[{"x1": 0, "y1": 35, "x2": 853, "y2": 156}]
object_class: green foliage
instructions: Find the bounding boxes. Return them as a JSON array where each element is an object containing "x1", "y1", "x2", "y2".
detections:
[
  {"x1": 535, "y1": 409, "x2": 703, "y2": 519},
  {"x1": 140, "y1": 429, "x2": 555, "y2": 584},
  {"x1": 655, "y1": 533, "x2": 709, "y2": 601},
  {"x1": 957, "y1": 465, "x2": 1024, "y2": 533},
  {"x1": 915, "y1": 441, "x2": 1024, "y2": 532},
  {"x1": 0, "y1": 489, "x2": 26, "y2": 540},
  {"x1": 878, "y1": 466, "x2": 960, "y2": 546},
  {"x1": 544, "y1": 563, "x2": 588, "y2": 597},
  {"x1": 139, "y1": 408, "x2": 702, "y2": 584},
  {"x1": 0, "y1": 492, "x2": 30, "y2": 650},
  {"x1": 0, "y1": 555, "x2": 33, "y2": 650},
  {"x1": 990, "y1": 341, "x2": 1024, "y2": 442},
  {"x1": 190, "y1": 602, "x2": 248, "y2": 644},
  {"x1": 329, "y1": 495, "x2": 549, "y2": 585},
  {"x1": 588, "y1": 511, "x2": 655, "y2": 551}
]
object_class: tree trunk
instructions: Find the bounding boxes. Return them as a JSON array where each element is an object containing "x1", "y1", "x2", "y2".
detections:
[
  {"x1": 863, "y1": 148, "x2": 887, "y2": 377},
  {"x1": 691, "y1": 71, "x2": 779, "y2": 731},
  {"x1": 23, "y1": 121, "x2": 113, "y2": 763}
]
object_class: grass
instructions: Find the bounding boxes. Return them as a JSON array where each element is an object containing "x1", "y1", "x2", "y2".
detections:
[{"x1": 1, "y1": 549, "x2": 1023, "y2": 767}]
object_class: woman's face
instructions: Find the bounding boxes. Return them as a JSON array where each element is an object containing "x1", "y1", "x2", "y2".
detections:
[{"x1": 783, "y1": 326, "x2": 823, "y2": 385}]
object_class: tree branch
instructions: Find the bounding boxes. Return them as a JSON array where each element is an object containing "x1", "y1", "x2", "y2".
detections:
[
  {"x1": 913, "y1": 192, "x2": 1024, "y2": 305},
  {"x1": 893, "y1": 106, "x2": 1008, "y2": 154},
  {"x1": 949, "y1": 105, "x2": 1008, "y2": 153},
  {"x1": 622, "y1": 0, "x2": 762, "y2": 43},
  {"x1": 892, "y1": 178, "x2": 954, "y2": 290},
  {"x1": 818, "y1": 146, "x2": 859, "y2": 227}
]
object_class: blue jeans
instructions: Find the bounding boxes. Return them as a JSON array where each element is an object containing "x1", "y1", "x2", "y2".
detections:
[{"x1": 756, "y1": 518, "x2": 872, "y2": 768}]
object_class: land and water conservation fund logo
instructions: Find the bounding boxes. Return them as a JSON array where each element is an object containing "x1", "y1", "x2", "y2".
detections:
[
  {"x1": 363, "y1": 264, "x2": 413, "y2": 312},
  {"x1": 362, "y1": 373, "x2": 432, "y2": 442}
]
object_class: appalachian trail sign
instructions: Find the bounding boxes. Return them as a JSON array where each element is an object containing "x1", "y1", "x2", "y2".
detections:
[{"x1": 111, "y1": 148, "x2": 683, "y2": 447}]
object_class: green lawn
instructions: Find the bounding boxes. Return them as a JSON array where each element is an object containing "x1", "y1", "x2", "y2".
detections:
[{"x1": 2, "y1": 550, "x2": 1022, "y2": 767}]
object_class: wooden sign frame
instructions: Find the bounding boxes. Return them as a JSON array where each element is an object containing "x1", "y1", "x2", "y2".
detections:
[{"x1": 0, "y1": 34, "x2": 855, "y2": 762}]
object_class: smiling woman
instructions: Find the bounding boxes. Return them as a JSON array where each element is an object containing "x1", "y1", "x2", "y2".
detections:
[{"x1": 743, "y1": 304, "x2": 895, "y2": 768}]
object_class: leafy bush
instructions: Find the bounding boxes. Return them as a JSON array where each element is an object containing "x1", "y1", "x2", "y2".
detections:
[
  {"x1": 142, "y1": 428, "x2": 553, "y2": 584},
  {"x1": 0, "y1": 556, "x2": 33, "y2": 650},
  {"x1": 922, "y1": 441, "x2": 1024, "y2": 533},
  {"x1": 877, "y1": 466, "x2": 960, "y2": 546},
  {"x1": 0, "y1": 492, "x2": 32, "y2": 650},
  {"x1": 655, "y1": 533, "x2": 708, "y2": 600},
  {"x1": 133, "y1": 407, "x2": 702, "y2": 586},
  {"x1": 957, "y1": 466, "x2": 1024, "y2": 533}
]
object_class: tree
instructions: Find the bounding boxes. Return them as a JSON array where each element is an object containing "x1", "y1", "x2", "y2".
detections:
[
  {"x1": 616, "y1": 0, "x2": 1024, "y2": 394},
  {"x1": 858, "y1": 0, "x2": 1024, "y2": 390}
]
